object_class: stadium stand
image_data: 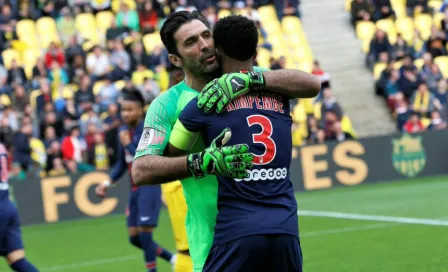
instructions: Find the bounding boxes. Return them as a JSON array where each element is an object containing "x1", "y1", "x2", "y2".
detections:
[
  {"x1": 0, "y1": 0, "x2": 355, "y2": 179},
  {"x1": 348, "y1": 0, "x2": 448, "y2": 133}
]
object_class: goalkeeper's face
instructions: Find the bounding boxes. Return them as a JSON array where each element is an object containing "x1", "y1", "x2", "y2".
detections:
[{"x1": 173, "y1": 20, "x2": 219, "y2": 76}]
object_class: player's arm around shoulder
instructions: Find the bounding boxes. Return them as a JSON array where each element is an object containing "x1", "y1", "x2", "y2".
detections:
[
  {"x1": 132, "y1": 93, "x2": 191, "y2": 186},
  {"x1": 261, "y1": 68, "x2": 321, "y2": 98}
]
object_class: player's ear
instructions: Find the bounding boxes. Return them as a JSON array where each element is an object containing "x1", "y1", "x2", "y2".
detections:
[{"x1": 169, "y1": 54, "x2": 183, "y2": 68}]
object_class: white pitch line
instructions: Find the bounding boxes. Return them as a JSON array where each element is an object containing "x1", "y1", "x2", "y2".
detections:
[
  {"x1": 42, "y1": 255, "x2": 140, "y2": 271},
  {"x1": 298, "y1": 210, "x2": 448, "y2": 226},
  {"x1": 300, "y1": 222, "x2": 396, "y2": 238}
]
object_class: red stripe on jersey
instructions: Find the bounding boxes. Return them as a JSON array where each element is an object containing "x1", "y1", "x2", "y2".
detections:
[{"x1": 156, "y1": 247, "x2": 162, "y2": 255}]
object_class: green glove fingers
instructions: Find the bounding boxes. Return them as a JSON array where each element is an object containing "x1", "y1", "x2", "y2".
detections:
[
  {"x1": 186, "y1": 128, "x2": 254, "y2": 179},
  {"x1": 198, "y1": 79, "x2": 218, "y2": 109},
  {"x1": 204, "y1": 88, "x2": 222, "y2": 113}
]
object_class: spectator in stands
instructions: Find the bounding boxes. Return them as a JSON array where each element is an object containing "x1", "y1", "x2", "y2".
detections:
[
  {"x1": 435, "y1": 79, "x2": 447, "y2": 105},
  {"x1": 45, "y1": 42, "x2": 66, "y2": 70},
  {"x1": 61, "y1": 125, "x2": 83, "y2": 167},
  {"x1": 0, "y1": 116, "x2": 13, "y2": 148},
  {"x1": 441, "y1": 6, "x2": 448, "y2": 38},
  {"x1": 306, "y1": 116, "x2": 320, "y2": 144},
  {"x1": 0, "y1": 70, "x2": 12, "y2": 96},
  {"x1": 130, "y1": 41, "x2": 150, "y2": 71},
  {"x1": 385, "y1": 69, "x2": 401, "y2": 111},
  {"x1": 351, "y1": 0, "x2": 372, "y2": 26},
  {"x1": 32, "y1": 57, "x2": 49, "y2": 83},
  {"x1": 316, "y1": 129, "x2": 326, "y2": 144},
  {"x1": 65, "y1": 35, "x2": 85, "y2": 66},
  {"x1": 427, "y1": 110, "x2": 447, "y2": 130},
  {"x1": 40, "y1": 1, "x2": 58, "y2": 18},
  {"x1": 321, "y1": 88, "x2": 344, "y2": 122},
  {"x1": 11, "y1": 85, "x2": 29, "y2": 113},
  {"x1": 57, "y1": 7, "x2": 76, "y2": 44},
  {"x1": 7, "y1": 59, "x2": 26, "y2": 87},
  {"x1": 406, "y1": 0, "x2": 431, "y2": 17},
  {"x1": 79, "y1": 107, "x2": 102, "y2": 135},
  {"x1": 398, "y1": 66, "x2": 421, "y2": 98},
  {"x1": 63, "y1": 98, "x2": 79, "y2": 120},
  {"x1": 94, "y1": 131, "x2": 109, "y2": 170},
  {"x1": 75, "y1": 74, "x2": 95, "y2": 113},
  {"x1": 372, "y1": 0, "x2": 395, "y2": 21},
  {"x1": 40, "y1": 111, "x2": 64, "y2": 139},
  {"x1": 403, "y1": 112, "x2": 425, "y2": 133},
  {"x1": 47, "y1": 157, "x2": 66, "y2": 176},
  {"x1": 411, "y1": 82, "x2": 437, "y2": 117},
  {"x1": 0, "y1": 5, "x2": 15, "y2": 28},
  {"x1": 91, "y1": 0, "x2": 111, "y2": 13},
  {"x1": 376, "y1": 60, "x2": 395, "y2": 96},
  {"x1": 322, "y1": 111, "x2": 339, "y2": 139},
  {"x1": 97, "y1": 75, "x2": 119, "y2": 112},
  {"x1": 312, "y1": 60, "x2": 331, "y2": 89},
  {"x1": 420, "y1": 52, "x2": 434, "y2": 74},
  {"x1": 43, "y1": 126, "x2": 58, "y2": 148},
  {"x1": 270, "y1": 56, "x2": 286, "y2": 70},
  {"x1": 116, "y1": 3, "x2": 140, "y2": 32},
  {"x1": 1, "y1": 23, "x2": 18, "y2": 49},
  {"x1": 138, "y1": 0, "x2": 160, "y2": 34},
  {"x1": 84, "y1": 123, "x2": 98, "y2": 164},
  {"x1": 110, "y1": 40, "x2": 131, "y2": 80},
  {"x1": 426, "y1": 26, "x2": 447, "y2": 58},
  {"x1": 0, "y1": 106, "x2": 18, "y2": 131},
  {"x1": 367, "y1": 30, "x2": 391, "y2": 69},
  {"x1": 102, "y1": 103, "x2": 121, "y2": 164},
  {"x1": 273, "y1": 0, "x2": 300, "y2": 20},
  {"x1": 391, "y1": 34, "x2": 414, "y2": 61},
  {"x1": 48, "y1": 61, "x2": 69, "y2": 93},
  {"x1": 329, "y1": 122, "x2": 354, "y2": 142},
  {"x1": 394, "y1": 93, "x2": 411, "y2": 130},
  {"x1": 68, "y1": 54, "x2": 86, "y2": 85},
  {"x1": 421, "y1": 63, "x2": 443, "y2": 92},
  {"x1": 13, "y1": 121, "x2": 33, "y2": 171},
  {"x1": 106, "y1": 17, "x2": 130, "y2": 42},
  {"x1": 86, "y1": 46, "x2": 110, "y2": 81}
]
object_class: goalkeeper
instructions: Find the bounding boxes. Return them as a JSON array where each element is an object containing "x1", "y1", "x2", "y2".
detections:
[{"x1": 132, "y1": 11, "x2": 320, "y2": 272}]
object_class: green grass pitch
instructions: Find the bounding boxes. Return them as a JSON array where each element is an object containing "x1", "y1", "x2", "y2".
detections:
[{"x1": 1, "y1": 176, "x2": 448, "y2": 271}]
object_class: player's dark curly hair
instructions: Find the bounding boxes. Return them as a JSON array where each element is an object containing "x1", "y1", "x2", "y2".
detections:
[
  {"x1": 160, "y1": 11, "x2": 209, "y2": 56},
  {"x1": 213, "y1": 15, "x2": 258, "y2": 62},
  {"x1": 122, "y1": 88, "x2": 145, "y2": 107}
]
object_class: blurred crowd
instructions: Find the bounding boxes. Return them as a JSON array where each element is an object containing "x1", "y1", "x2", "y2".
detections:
[
  {"x1": 0, "y1": 0, "x2": 303, "y2": 179},
  {"x1": 350, "y1": 0, "x2": 448, "y2": 133}
]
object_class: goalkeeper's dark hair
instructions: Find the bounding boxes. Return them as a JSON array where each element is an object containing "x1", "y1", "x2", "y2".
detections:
[
  {"x1": 213, "y1": 15, "x2": 258, "y2": 62},
  {"x1": 160, "y1": 11, "x2": 209, "y2": 56},
  {"x1": 122, "y1": 88, "x2": 145, "y2": 107}
]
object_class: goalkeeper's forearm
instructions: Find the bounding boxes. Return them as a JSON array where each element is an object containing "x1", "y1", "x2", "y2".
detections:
[
  {"x1": 132, "y1": 155, "x2": 191, "y2": 186},
  {"x1": 262, "y1": 69, "x2": 321, "y2": 98}
]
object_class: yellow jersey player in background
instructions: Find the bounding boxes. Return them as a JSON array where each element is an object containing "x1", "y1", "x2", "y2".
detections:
[{"x1": 161, "y1": 66, "x2": 193, "y2": 272}]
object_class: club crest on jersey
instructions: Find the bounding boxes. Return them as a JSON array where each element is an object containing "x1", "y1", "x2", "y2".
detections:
[{"x1": 136, "y1": 128, "x2": 165, "y2": 151}]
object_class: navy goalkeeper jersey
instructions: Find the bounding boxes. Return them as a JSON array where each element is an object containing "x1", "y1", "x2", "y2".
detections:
[{"x1": 178, "y1": 90, "x2": 298, "y2": 246}]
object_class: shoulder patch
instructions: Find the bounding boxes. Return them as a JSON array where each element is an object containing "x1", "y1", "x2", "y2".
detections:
[{"x1": 136, "y1": 127, "x2": 155, "y2": 151}]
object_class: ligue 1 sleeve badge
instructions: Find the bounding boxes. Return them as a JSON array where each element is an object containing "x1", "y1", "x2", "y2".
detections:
[{"x1": 392, "y1": 134, "x2": 426, "y2": 178}]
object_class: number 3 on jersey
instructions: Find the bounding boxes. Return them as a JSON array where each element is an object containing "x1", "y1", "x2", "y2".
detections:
[{"x1": 247, "y1": 115, "x2": 276, "y2": 165}]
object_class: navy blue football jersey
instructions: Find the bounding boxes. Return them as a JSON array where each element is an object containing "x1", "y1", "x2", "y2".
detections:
[{"x1": 179, "y1": 91, "x2": 298, "y2": 246}]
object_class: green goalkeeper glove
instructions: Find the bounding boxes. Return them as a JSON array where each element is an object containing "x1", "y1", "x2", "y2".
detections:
[
  {"x1": 197, "y1": 71, "x2": 266, "y2": 113},
  {"x1": 187, "y1": 128, "x2": 254, "y2": 179}
]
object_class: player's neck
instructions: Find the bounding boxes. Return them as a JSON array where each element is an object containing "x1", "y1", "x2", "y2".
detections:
[
  {"x1": 221, "y1": 59, "x2": 253, "y2": 74},
  {"x1": 184, "y1": 72, "x2": 214, "y2": 92}
]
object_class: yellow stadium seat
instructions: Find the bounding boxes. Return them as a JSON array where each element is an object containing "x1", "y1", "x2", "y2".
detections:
[
  {"x1": 36, "y1": 17, "x2": 57, "y2": 35},
  {"x1": 434, "y1": 56, "x2": 448, "y2": 78},
  {"x1": 301, "y1": 98, "x2": 314, "y2": 115},
  {"x1": 414, "y1": 14, "x2": 433, "y2": 40},
  {"x1": 356, "y1": 21, "x2": 376, "y2": 41},
  {"x1": 434, "y1": 12, "x2": 444, "y2": 29},
  {"x1": 257, "y1": 5, "x2": 278, "y2": 21},
  {"x1": 93, "y1": 80, "x2": 107, "y2": 96},
  {"x1": 414, "y1": 58, "x2": 425, "y2": 70},
  {"x1": 313, "y1": 102, "x2": 322, "y2": 120},
  {"x1": 256, "y1": 47, "x2": 271, "y2": 69},
  {"x1": 1, "y1": 94, "x2": 11, "y2": 107},
  {"x1": 298, "y1": 61, "x2": 313, "y2": 73},
  {"x1": 114, "y1": 80, "x2": 126, "y2": 90},
  {"x1": 79, "y1": 30, "x2": 100, "y2": 44},
  {"x1": 282, "y1": 16, "x2": 303, "y2": 34},
  {"x1": 288, "y1": 33, "x2": 308, "y2": 48},
  {"x1": 96, "y1": 11, "x2": 114, "y2": 32},
  {"x1": 374, "y1": 62, "x2": 387, "y2": 80},
  {"x1": 376, "y1": 19, "x2": 397, "y2": 43},
  {"x1": 76, "y1": 13, "x2": 97, "y2": 32},
  {"x1": 263, "y1": 21, "x2": 282, "y2": 35},
  {"x1": 39, "y1": 34, "x2": 60, "y2": 49},
  {"x1": 362, "y1": 39, "x2": 370, "y2": 53},
  {"x1": 100, "y1": 112, "x2": 109, "y2": 121},
  {"x1": 345, "y1": 0, "x2": 352, "y2": 12},
  {"x1": 218, "y1": 9, "x2": 231, "y2": 19},
  {"x1": 111, "y1": 0, "x2": 136, "y2": 13},
  {"x1": 395, "y1": 17, "x2": 415, "y2": 43},
  {"x1": 292, "y1": 103, "x2": 306, "y2": 123},
  {"x1": 30, "y1": 90, "x2": 41, "y2": 110},
  {"x1": 143, "y1": 32, "x2": 163, "y2": 54},
  {"x1": 341, "y1": 115, "x2": 356, "y2": 138},
  {"x1": 1, "y1": 49, "x2": 21, "y2": 69},
  {"x1": 429, "y1": 0, "x2": 443, "y2": 12},
  {"x1": 391, "y1": 0, "x2": 406, "y2": 18},
  {"x1": 157, "y1": 68, "x2": 169, "y2": 92},
  {"x1": 23, "y1": 49, "x2": 41, "y2": 79},
  {"x1": 16, "y1": 20, "x2": 36, "y2": 39},
  {"x1": 393, "y1": 60, "x2": 403, "y2": 70}
]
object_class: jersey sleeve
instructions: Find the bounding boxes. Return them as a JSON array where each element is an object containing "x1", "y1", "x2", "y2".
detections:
[
  {"x1": 169, "y1": 98, "x2": 205, "y2": 151},
  {"x1": 134, "y1": 96, "x2": 175, "y2": 159}
]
